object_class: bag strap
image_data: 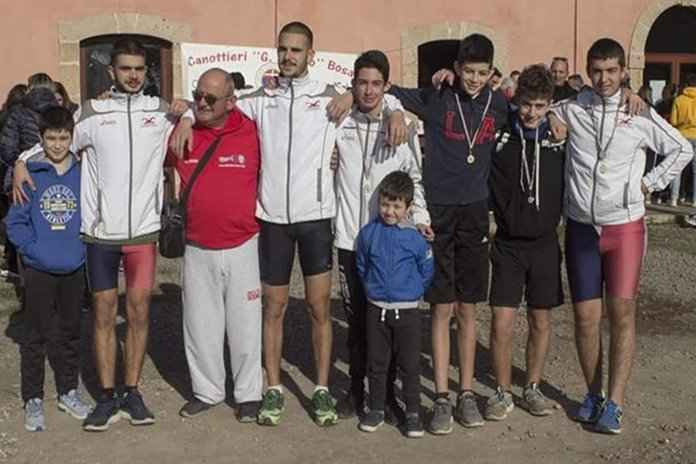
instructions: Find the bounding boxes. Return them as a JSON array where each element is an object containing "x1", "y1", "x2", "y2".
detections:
[{"x1": 179, "y1": 135, "x2": 223, "y2": 207}]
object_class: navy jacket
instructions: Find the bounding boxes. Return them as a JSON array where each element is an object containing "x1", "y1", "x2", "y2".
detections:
[
  {"x1": 389, "y1": 83, "x2": 508, "y2": 205},
  {"x1": 6, "y1": 152, "x2": 83, "y2": 274},
  {"x1": 0, "y1": 88, "x2": 58, "y2": 166},
  {"x1": 356, "y1": 218, "x2": 434, "y2": 309}
]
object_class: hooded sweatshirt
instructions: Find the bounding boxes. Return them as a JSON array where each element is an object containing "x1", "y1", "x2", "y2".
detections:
[
  {"x1": 490, "y1": 114, "x2": 565, "y2": 248},
  {"x1": 6, "y1": 151, "x2": 83, "y2": 274},
  {"x1": 670, "y1": 87, "x2": 696, "y2": 139},
  {"x1": 165, "y1": 109, "x2": 260, "y2": 249}
]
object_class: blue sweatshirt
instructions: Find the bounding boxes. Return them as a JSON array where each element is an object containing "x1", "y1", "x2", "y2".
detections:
[
  {"x1": 356, "y1": 218, "x2": 434, "y2": 309},
  {"x1": 6, "y1": 152, "x2": 83, "y2": 274},
  {"x1": 389, "y1": 84, "x2": 508, "y2": 205}
]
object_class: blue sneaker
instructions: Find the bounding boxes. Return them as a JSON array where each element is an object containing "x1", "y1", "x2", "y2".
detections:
[
  {"x1": 82, "y1": 395, "x2": 121, "y2": 432},
  {"x1": 594, "y1": 399, "x2": 622, "y2": 435},
  {"x1": 574, "y1": 392, "x2": 605, "y2": 424}
]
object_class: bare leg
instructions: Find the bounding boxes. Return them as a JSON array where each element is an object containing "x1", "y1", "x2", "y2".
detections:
[
  {"x1": 304, "y1": 271, "x2": 332, "y2": 386},
  {"x1": 605, "y1": 297, "x2": 636, "y2": 406},
  {"x1": 92, "y1": 289, "x2": 119, "y2": 389},
  {"x1": 525, "y1": 308, "x2": 551, "y2": 386},
  {"x1": 123, "y1": 288, "x2": 151, "y2": 386},
  {"x1": 489, "y1": 307, "x2": 516, "y2": 390},
  {"x1": 431, "y1": 303, "x2": 453, "y2": 393},
  {"x1": 262, "y1": 284, "x2": 289, "y2": 387},
  {"x1": 573, "y1": 299, "x2": 604, "y2": 393},
  {"x1": 455, "y1": 302, "x2": 477, "y2": 390}
]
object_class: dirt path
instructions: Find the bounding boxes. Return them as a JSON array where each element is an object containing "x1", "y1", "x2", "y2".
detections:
[{"x1": 0, "y1": 225, "x2": 695, "y2": 464}]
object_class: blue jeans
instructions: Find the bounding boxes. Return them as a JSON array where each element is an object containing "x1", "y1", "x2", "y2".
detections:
[{"x1": 670, "y1": 139, "x2": 696, "y2": 202}]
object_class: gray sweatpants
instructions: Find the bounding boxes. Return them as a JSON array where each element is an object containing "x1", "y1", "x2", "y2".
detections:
[{"x1": 182, "y1": 235, "x2": 263, "y2": 404}]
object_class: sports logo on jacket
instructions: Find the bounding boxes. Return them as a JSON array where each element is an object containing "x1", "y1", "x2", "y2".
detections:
[
  {"x1": 218, "y1": 153, "x2": 247, "y2": 168},
  {"x1": 444, "y1": 110, "x2": 497, "y2": 144},
  {"x1": 305, "y1": 100, "x2": 322, "y2": 111},
  {"x1": 40, "y1": 185, "x2": 78, "y2": 231},
  {"x1": 141, "y1": 116, "x2": 157, "y2": 128}
]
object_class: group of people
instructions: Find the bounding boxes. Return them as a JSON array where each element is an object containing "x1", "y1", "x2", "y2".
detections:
[{"x1": 2, "y1": 19, "x2": 693, "y2": 440}]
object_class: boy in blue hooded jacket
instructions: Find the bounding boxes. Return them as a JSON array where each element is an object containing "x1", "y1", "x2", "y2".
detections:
[
  {"x1": 7, "y1": 107, "x2": 90, "y2": 431},
  {"x1": 356, "y1": 171, "x2": 434, "y2": 438}
]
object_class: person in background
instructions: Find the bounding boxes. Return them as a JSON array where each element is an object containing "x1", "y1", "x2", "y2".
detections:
[{"x1": 53, "y1": 82, "x2": 79, "y2": 114}]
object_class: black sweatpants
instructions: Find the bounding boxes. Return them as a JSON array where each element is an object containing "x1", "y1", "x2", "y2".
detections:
[
  {"x1": 366, "y1": 304, "x2": 421, "y2": 413},
  {"x1": 21, "y1": 266, "x2": 84, "y2": 402},
  {"x1": 338, "y1": 250, "x2": 396, "y2": 400}
]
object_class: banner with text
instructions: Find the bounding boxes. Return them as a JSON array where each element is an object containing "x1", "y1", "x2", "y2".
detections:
[{"x1": 181, "y1": 43, "x2": 356, "y2": 95}]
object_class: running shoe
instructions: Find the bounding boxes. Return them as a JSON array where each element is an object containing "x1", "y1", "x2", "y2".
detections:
[
  {"x1": 594, "y1": 399, "x2": 622, "y2": 434},
  {"x1": 428, "y1": 398, "x2": 453, "y2": 435},
  {"x1": 257, "y1": 388, "x2": 284, "y2": 426},
  {"x1": 58, "y1": 389, "x2": 91, "y2": 420},
  {"x1": 120, "y1": 389, "x2": 155, "y2": 425},
  {"x1": 311, "y1": 389, "x2": 338, "y2": 426},
  {"x1": 574, "y1": 392, "x2": 605, "y2": 424},
  {"x1": 456, "y1": 390, "x2": 485, "y2": 427},
  {"x1": 24, "y1": 398, "x2": 45, "y2": 432}
]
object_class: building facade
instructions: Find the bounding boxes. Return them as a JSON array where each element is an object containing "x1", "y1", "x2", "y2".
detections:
[{"x1": 1, "y1": 0, "x2": 695, "y2": 102}]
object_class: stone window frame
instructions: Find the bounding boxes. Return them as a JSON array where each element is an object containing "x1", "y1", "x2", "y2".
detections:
[{"x1": 58, "y1": 13, "x2": 191, "y2": 102}]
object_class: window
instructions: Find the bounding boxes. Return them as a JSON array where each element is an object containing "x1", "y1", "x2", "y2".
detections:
[{"x1": 80, "y1": 34, "x2": 173, "y2": 101}]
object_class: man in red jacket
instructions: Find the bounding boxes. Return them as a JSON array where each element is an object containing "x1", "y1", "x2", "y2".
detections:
[{"x1": 166, "y1": 68, "x2": 262, "y2": 422}]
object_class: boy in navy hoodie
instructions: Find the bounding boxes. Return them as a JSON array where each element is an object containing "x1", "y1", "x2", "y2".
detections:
[
  {"x1": 7, "y1": 107, "x2": 90, "y2": 431},
  {"x1": 356, "y1": 171, "x2": 434, "y2": 438}
]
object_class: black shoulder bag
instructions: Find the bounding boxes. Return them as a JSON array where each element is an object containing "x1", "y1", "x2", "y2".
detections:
[{"x1": 159, "y1": 136, "x2": 223, "y2": 258}]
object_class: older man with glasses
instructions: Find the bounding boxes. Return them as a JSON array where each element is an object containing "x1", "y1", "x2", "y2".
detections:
[{"x1": 166, "y1": 67, "x2": 264, "y2": 423}]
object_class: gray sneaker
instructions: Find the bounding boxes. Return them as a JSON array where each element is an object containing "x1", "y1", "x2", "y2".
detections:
[
  {"x1": 25, "y1": 397, "x2": 45, "y2": 432},
  {"x1": 428, "y1": 398, "x2": 453, "y2": 435},
  {"x1": 58, "y1": 389, "x2": 92, "y2": 420},
  {"x1": 521, "y1": 382, "x2": 554, "y2": 416},
  {"x1": 456, "y1": 391, "x2": 485, "y2": 427},
  {"x1": 484, "y1": 387, "x2": 514, "y2": 421}
]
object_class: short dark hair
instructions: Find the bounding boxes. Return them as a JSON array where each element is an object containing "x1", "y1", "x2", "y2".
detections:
[
  {"x1": 516, "y1": 64, "x2": 555, "y2": 102},
  {"x1": 491, "y1": 67, "x2": 502, "y2": 78},
  {"x1": 686, "y1": 74, "x2": 696, "y2": 88},
  {"x1": 111, "y1": 39, "x2": 147, "y2": 66},
  {"x1": 510, "y1": 70, "x2": 520, "y2": 78},
  {"x1": 379, "y1": 171, "x2": 414, "y2": 205},
  {"x1": 457, "y1": 34, "x2": 494, "y2": 66},
  {"x1": 279, "y1": 21, "x2": 314, "y2": 48},
  {"x1": 353, "y1": 50, "x2": 390, "y2": 82},
  {"x1": 229, "y1": 72, "x2": 246, "y2": 90},
  {"x1": 39, "y1": 106, "x2": 74, "y2": 136},
  {"x1": 587, "y1": 38, "x2": 626, "y2": 68}
]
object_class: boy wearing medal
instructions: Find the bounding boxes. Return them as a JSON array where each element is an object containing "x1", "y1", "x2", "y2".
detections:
[
  {"x1": 485, "y1": 64, "x2": 565, "y2": 421},
  {"x1": 387, "y1": 34, "x2": 508, "y2": 432}
]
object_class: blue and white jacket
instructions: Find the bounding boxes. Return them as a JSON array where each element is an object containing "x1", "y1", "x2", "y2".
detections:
[
  {"x1": 6, "y1": 151, "x2": 83, "y2": 274},
  {"x1": 356, "y1": 217, "x2": 434, "y2": 312}
]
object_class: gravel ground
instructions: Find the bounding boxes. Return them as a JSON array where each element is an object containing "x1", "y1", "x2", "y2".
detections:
[{"x1": 0, "y1": 223, "x2": 694, "y2": 463}]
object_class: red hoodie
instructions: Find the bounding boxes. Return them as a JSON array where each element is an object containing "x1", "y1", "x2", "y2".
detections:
[{"x1": 166, "y1": 109, "x2": 259, "y2": 249}]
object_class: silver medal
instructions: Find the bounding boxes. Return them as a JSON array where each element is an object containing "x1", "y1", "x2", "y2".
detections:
[
  {"x1": 527, "y1": 196, "x2": 535, "y2": 204},
  {"x1": 467, "y1": 154, "x2": 475, "y2": 164}
]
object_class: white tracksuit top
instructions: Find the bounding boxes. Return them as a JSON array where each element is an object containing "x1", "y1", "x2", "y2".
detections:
[
  {"x1": 237, "y1": 76, "x2": 341, "y2": 224},
  {"x1": 72, "y1": 92, "x2": 177, "y2": 240},
  {"x1": 237, "y1": 77, "x2": 404, "y2": 225},
  {"x1": 334, "y1": 105, "x2": 430, "y2": 251},
  {"x1": 553, "y1": 89, "x2": 693, "y2": 226}
]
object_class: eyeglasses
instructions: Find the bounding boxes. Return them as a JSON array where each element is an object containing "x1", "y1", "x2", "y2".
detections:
[{"x1": 191, "y1": 91, "x2": 230, "y2": 106}]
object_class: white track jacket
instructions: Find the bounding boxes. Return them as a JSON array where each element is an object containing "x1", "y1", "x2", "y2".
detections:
[
  {"x1": 553, "y1": 89, "x2": 693, "y2": 225},
  {"x1": 334, "y1": 105, "x2": 429, "y2": 251}
]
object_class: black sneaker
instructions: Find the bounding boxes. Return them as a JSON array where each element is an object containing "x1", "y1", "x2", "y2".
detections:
[
  {"x1": 235, "y1": 401, "x2": 261, "y2": 423},
  {"x1": 404, "y1": 412, "x2": 425, "y2": 438},
  {"x1": 384, "y1": 397, "x2": 404, "y2": 426},
  {"x1": 336, "y1": 391, "x2": 364, "y2": 419},
  {"x1": 121, "y1": 389, "x2": 155, "y2": 426},
  {"x1": 179, "y1": 397, "x2": 214, "y2": 418},
  {"x1": 358, "y1": 409, "x2": 385, "y2": 433},
  {"x1": 82, "y1": 395, "x2": 121, "y2": 432}
]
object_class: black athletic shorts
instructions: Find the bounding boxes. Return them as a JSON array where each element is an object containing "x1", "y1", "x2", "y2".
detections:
[
  {"x1": 424, "y1": 200, "x2": 489, "y2": 304},
  {"x1": 489, "y1": 240, "x2": 563, "y2": 309},
  {"x1": 259, "y1": 219, "x2": 333, "y2": 286}
]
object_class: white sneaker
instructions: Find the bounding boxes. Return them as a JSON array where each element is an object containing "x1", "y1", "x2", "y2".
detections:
[
  {"x1": 25, "y1": 397, "x2": 45, "y2": 431},
  {"x1": 58, "y1": 389, "x2": 92, "y2": 420}
]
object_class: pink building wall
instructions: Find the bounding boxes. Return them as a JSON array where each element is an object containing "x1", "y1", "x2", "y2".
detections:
[{"x1": 0, "y1": 0, "x2": 668, "y2": 99}]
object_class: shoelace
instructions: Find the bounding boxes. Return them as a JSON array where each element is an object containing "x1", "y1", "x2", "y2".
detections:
[
  {"x1": 64, "y1": 391, "x2": 85, "y2": 408},
  {"x1": 26, "y1": 399, "x2": 42, "y2": 416},
  {"x1": 525, "y1": 387, "x2": 546, "y2": 402},
  {"x1": 315, "y1": 391, "x2": 333, "y2": 411}
]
